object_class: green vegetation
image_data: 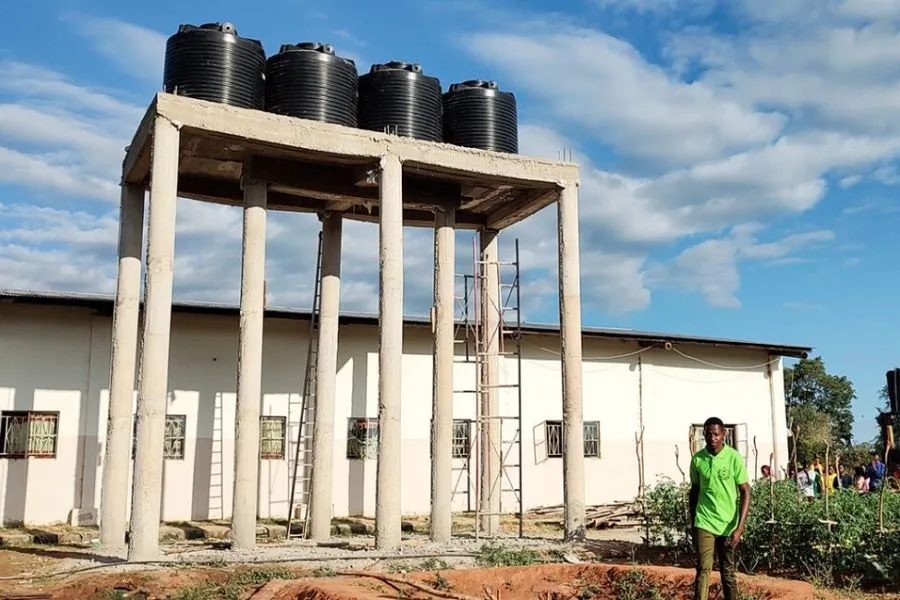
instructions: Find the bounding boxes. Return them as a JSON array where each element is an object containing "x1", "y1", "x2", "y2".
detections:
[
  {"x1": 640, "y1": 478, "x2": 900, "y2": 587},
  {"x1": 475, "y1": 543, "x2": 541, "y2": 567},
  {"x1": 168, "y1": 566, "x2": 295, "y2": 600},
  {"x1": 387, "y1": 557, "x2": 452, "y2": 574},
  {"x1": 785, "y1": 356, "x2": 857, "y2": 457}
]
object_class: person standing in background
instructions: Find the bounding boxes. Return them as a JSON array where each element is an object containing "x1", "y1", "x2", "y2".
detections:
[{"x1": 867, "y1": 453, "x2": 887, "y2": 492}]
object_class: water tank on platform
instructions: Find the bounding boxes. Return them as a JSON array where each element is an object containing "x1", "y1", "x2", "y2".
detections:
[
  {"x1": 163, "y1": 22, "x2": 266, "y2": 110},
  {"x1": 265, "y1": 42, "x2": 358, "y2": 127},
  {"x1": 357, "y1": 62, "x2": 443, "y2": 142},
  {"x1": 443, "y1": 80, "x2": 518, "y2": 153}
]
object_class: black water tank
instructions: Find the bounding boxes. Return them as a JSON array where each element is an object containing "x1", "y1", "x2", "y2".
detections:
[
  {"x1": 357, "y1": 62, "x2": 442, "y2": 142},
  {"x1": 443, "y1": 80, "x2": 518, "y2": 153},
  {"x1": 163, "y1": 22, "x2": 266, "y2": 110},
  {"x1": 265, "y1": 42, "x2": 358, "y2": 127}
]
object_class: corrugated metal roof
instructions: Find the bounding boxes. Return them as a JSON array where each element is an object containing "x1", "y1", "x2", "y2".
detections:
[{"x1": 0, "y1": 288, "x2": 811, "y2": 358}]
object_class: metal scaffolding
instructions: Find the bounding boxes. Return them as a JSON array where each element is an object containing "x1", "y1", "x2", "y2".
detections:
[{"x1": 451, "y1": 234, "x2": 524, "y2": 538}]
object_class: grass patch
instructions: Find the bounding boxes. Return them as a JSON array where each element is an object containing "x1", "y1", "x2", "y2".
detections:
[
  {"x1": 476, "y1": 543, "x2": 541, "y2": 567},
  {"x1": 168, "y1": 566, "x2": 295, "y2": 600}
]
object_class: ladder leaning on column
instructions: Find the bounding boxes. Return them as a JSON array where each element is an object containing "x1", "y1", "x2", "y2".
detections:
[{"x1": 286, "y1": 231, "x2": 324, "y2": 539}]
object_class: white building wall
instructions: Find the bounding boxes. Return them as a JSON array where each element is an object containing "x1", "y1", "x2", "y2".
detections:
[{"x1": 0, "y1": 303, "x2": 790, "y2": 526}]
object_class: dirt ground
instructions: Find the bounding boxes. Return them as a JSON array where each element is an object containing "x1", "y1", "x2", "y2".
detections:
[
  {"x1": 276, "y1": 564, "x2": 819, "y2": 600},
  {"x1": 0, "y1": 547, "x2": 823, "y2": 600},
  {"x1": 0, "y1": 525, "x2": 891, "y2": 600}
]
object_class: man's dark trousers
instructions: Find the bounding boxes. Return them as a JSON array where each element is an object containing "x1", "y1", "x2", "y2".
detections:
[{"x1": 694, "y1": 528, "x2": 738, "y2": 600}]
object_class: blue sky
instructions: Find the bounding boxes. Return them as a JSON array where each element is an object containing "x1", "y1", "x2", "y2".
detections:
[{"x1": 1, "y1": 0, "x2": 896, "y2": 441}]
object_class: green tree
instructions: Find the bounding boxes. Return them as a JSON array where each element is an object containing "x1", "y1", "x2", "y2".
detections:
[
  {"x1": 873, "y1": 382, "x2": 897, "y2": 455},
  {"x1": 783, "y1": 356, "x2": 855, "y2": 446},
  {"x1": 786, "y1": 404, "x2": 833, "y2": 462}
]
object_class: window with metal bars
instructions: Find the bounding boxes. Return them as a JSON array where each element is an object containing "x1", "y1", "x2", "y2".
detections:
[
  {"x1": 346, "y1": 417, "x2": 379, "y2": 460},
  {"x1": 545, "y1": 420, "x2": 602, "y2": 458},
  {"x1": 0, "y1": 411, "x2": 59, "y2": 458},
  {"x1": 163, "y1": 415, "x2": 186, "y2": 460},
  {"x1": 452, "y1": 419, "x2": 472, "y2": 458},
  {"x1": 131, "y1": 414, "x2": 187, "y2": 460},
  {"x1": 260, "y1": 416, "x2": 286, "y2": 460}
]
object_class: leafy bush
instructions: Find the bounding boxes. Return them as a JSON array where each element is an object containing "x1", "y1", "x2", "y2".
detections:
[{"x1": 639, "y1": 478, "x2": 900, "y2": 587}]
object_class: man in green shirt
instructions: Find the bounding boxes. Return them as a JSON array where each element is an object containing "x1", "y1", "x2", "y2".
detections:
[{"x1": 689, "y1": 417, "x2": 751, "y2": 600}]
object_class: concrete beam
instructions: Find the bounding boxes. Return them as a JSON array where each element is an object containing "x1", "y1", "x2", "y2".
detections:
[
  {"x1": 99, "y1": 184, "x2": 145, "y2": 551},
  {"x1": 150, "y1": 93, "x2": 579, "y2": 186},
  {"x1": 230, "y1": 178, "x2": 268, "y2": 550},
  {"x1": 557, "y1": 181, "x2": 586, "y2": 542},
  {"x1": 176, "y1": 175, "x2": 486, "y2": 230},
  {"x1": 128, "y1": 116, "x2": 180, "y2": 562},
  {"x1": 309, "y1": 212, "x2": 343, "y2": 540},
  {"x1": 479, "y1": 229, "x2": 501, "y2": 537},
  {"x1": 249, "y1": 157, "x2": 462, "y2": 206},
  {"x1": 430, "y1": 207, "x2": 456, "y2": 543},
  {"x1": 488, "y1": 189, "x2": 557, "y2": 231},
  {"x1": 375, "y1": 154, "x2": 404, "y2": 550}
]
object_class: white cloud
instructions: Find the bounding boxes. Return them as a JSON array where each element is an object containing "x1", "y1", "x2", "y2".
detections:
[
  {"x1": 62, "y1": 12, "x2": 167, "y2": 82},
  {"x1": 646, "y1": 224, "x2": 835, "y2": 307},
  {"x1": 594, "y1": 0, "x2": 716, "y2": 16},
  {"x1": 465, "y1": 25, "x2": 785, "y2": 168}
]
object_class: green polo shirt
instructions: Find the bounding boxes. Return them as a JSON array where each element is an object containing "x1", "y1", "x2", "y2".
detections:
[{"x1": 689, "y1": 445, "x2": 748, "y2": 537}]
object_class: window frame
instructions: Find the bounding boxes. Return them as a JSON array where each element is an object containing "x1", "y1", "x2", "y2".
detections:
[
  {"x1": 259, "y1": 415, "x2": 287, "y2": 460},
  {"x1": 132, "y1": 414, "x2": 188, "y2": 460},
  {"x1": 452, "y1": 419, "x2": 473, "y2": 459},
  {"x1": 163, "y1": 414, "x2": 187, "y2": 460},
  {"x1": 0, "y1": 410, "x2": 60, "y2": 459},
  {"x1": 346, "y1": 417, "x2": 379, "y2": 460},
  {"x1": 544, "y1": 420, "x2": 601, "y2": 459}
]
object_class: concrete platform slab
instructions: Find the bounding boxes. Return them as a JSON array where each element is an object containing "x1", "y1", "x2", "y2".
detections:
[{"x1": 121, "y1": 93, "x2": 579, "y2": 229}]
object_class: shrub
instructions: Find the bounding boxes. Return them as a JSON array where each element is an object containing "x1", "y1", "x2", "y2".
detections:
[{"x1": 639, "y1": 478, "x2": 900, "y2": 587}]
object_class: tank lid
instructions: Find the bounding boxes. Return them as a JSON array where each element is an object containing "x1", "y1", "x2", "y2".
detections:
[
  {"x1": 370, "y1": 61, "x2": 423, "y2": 74},
  {"x1": 178, "y1": 22, "x2": 239, "y2": 35},
  {"x1": 449, "y1": 80, "x2": 500, "y2": 93},
  {"x1": 278, "y1": 42, "x2": 336, "y2": 55}
]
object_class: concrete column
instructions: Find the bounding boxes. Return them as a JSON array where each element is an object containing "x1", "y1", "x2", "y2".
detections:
[
  {"x1": 127, "y1": 117, "x2": 180, "y2": 562},
  {"x1": 479, "y1": 229, "x2": 501, "y2": 537},
  {"x1": 557, "y1": 181, "x2": 586, "y2": 542},
  {"x1": 99, "y1": 184, "x2": 145, "y2": 551},
  {"x1": 375, "y1": 154, "x2": 403, "y2": 550},
  {"x1": 309, "y1": 212, "x2": 343, "y2": 540},
  {"x1": 430, "y1": 206, "x2": 456, "y2": 542},
  {"x1": 231, "y1": 178, "x2": 268, "y2": 550}
]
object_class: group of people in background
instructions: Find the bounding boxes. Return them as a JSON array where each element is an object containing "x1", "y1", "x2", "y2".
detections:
[{"x1": 762, "y1": 452, "x2": 891, "y2": 500}]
